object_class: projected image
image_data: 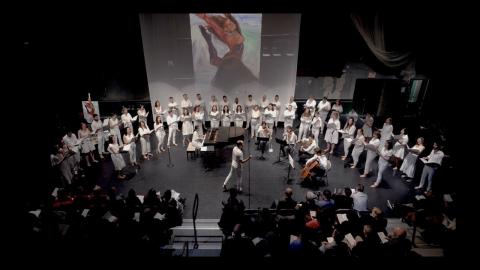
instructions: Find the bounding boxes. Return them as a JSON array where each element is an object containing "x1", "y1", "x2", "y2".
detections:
[{"x1": 190, "y1": 13, "x2": 261, "y2": 90}]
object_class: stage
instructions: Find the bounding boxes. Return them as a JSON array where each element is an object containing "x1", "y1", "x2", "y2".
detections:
[{"x1": 95, "y1": 128, "x2": 415, "y2": 219}]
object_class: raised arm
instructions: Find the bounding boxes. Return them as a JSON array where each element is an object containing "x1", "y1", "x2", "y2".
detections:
[{"x1": 198, "y1": 14, "x2": 227, "y2": 42}]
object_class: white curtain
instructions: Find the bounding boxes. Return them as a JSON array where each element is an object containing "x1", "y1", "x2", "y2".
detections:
[{"x1": 351, "y1": 13, "x2": 413, "y2": 69}]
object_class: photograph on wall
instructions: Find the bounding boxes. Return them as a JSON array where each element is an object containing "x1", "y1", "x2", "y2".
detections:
[
  {"x1": 82, "y1": 100, "x2": 100, "y2": 123},
  {"x1": 190, "y1": 13, "x2": 262, "y2": 90}
]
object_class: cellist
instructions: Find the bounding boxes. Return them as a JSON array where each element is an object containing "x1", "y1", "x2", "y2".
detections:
[{"x1": 301, "y1": 148, "x2": 329, "y2": 182}]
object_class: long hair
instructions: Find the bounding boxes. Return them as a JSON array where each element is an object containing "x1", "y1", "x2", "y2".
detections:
[{"x1": 209, "y1": 14, "x2": 242, "y2": 36}]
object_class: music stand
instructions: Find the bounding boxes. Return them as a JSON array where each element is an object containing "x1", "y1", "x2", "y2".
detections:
[
  {"x1": 285, "y1": 154, "x2": 295, "y2": 184},
  {"x1": 256, "y1": 137, "x2": 269, "y2": 160},
  {"x1": 273, "y1": 138, "x2": 288, "y2": 165}
]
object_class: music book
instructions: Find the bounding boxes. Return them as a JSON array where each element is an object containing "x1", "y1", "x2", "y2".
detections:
[
  {"x1": 351, "y1": 189, "x2": 356, "y2": 194},
  {"x1": 378, "y1": 232, "x2": 389, "y2": 244},
  {"x1": 365, "y1": 144, "x2": 378, "y2": 151},
  {"x1": 137, "y1": 195, "x2": 144, "y2": 203},
  {"x1": 29, "y1": 209, "x2": 41, "y2": 218},
  {"x1": 443, "y1": 194, "x2": 453, "y2": 202},
  {"x1": 103, "y1": 211, "x2": 118, "y2": 223},
  {"x1": 288, "y1": 154, "x2": 295, "y2": 169},
  {"x1": 252, "y1": 237, "x2": 262, "y2": 246},
  {"x1": 102, "y1": 119, "x2": 109, "y2": 127},
  {"x1": 393, "y1": 134, "x2": 402, "y2": 140},
  {"x1": 327, "y1": 123, "x2": 337, "y2": 129},
  {"x1": 327, "y1": 237, "x2": 334, "y2": 244},
  {"x1": 132, "y1": 115, "x2": 138, "y2": 121},
  {"x1": 154, "y1": 212, "x2": 165, "y2": 221},
  {"x1": 344, "y1": 233, "x2": 357, "y2": 249},
  {"x1": 81, "y1": 209, "x2": 89, "y2": 217},
  {"x1": 420, "y1": 158, "x2": 427, "y2": 164},
  {"x1": 134, "y1": 212, "x2": 140, "y2": 222},
  {"x1": 337, "y1": 214, "x2": 348, "y2": 224},
  {"x1": 51, "y1": 187, "x2": 59, "y2": 198},
  {"x1": 310, "y1": 211, "x2": 317, "y2": 218},
  {"x1": 415, "y1": 195, "x2": 426, "y2": 200}
]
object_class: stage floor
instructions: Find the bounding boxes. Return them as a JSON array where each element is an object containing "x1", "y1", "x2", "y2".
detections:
[{"x1": 96, "y1": 129, "x2": 416, "y2": 219}]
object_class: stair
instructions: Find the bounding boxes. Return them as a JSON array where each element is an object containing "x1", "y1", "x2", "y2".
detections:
[{"x1": 164, "y1": 219, "x2": 224, "y2": 257}]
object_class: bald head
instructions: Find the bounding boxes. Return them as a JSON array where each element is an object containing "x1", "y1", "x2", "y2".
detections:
[{"x1": 285, "y1": 187, "x2": 293, "y2": 198}]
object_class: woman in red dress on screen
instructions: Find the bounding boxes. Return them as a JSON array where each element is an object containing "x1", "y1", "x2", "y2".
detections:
[{"x1": 196, "y1": 13, "x2": 257, "y2": 90}]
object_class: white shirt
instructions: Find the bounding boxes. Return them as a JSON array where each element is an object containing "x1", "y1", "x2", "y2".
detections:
[
  {"x1": 251, "y1": 110, "x2": 261, "y2": 119},
  {"x1": 181, "y1": 99, "x2": 192, "y2": 109},
  {"x1": 245, "y1": 99, "x2": 257, "y2": 111},
  {"x1": 121, "y1": 113, "x2": 133, "y2": 125},
  {"x1": 311, "y1": 116, "x2": 323, "y2": 130},
  {"x1": 300, "y1": 115, "x2": 312, "y2": 125},
  {"x1": 273, "y1": 100, "x2": 281, "y2": 111},
  {"x1": 210, "y1": 111, "x2": 220, "y2": 120},
  {"x1": 138, "y1": 126, "x2": 151, "y2": 136},
  {"x1": 91, "y1": 120, "x2": 103, "y2": 133},
  {"x1": 327, "y1": 118, "x2": 340, "y2": 130},
  {"x1": 137, "y1": 109, "x2": 148, "y2": 118},
  {"x1": 62, "y1": 134, "x2": 79, "y2": 151},
  {"x1": 352, "y1": 192, "x2": 368, "y2": 212},
  {"x1": 332, "y1": 104, "x2": 343, "y2": 114},
  {"x1": 260, "y1": 99, "x2": 270, "y2": 110},
  {"x1": 235, "y1": 111, "x2": 245, "y2": 120},
  {"x1": 220, "y1": 101, "x2": 230, "y2": 111},
  {"x1": 264, "y1": 109, "x2": 276, "y2": 123},
  {"x1": 367, "y1": 138, "x2": 381, "y2": 152},
  {"x1": 283, "y1": 109, "x2": 295, "y2": 121},
  {"x1": 301, "y1": 139, "x2": 317, "y2": 154},
  {"x1": 284, "y1": 132, "x2": 297, "y2": 144},
  {"x1": 231, "y1": 146, "x2": 244, "y2": 169},
  {"x1": 222, "y1": 111, "x2": 231, "y2": 121},
  {"x1": 287, "y1": 101, "x2": 298, "y2": 110},
  {"x1": 168, "y1": 102, "x2": 178, "y2": 110},
  {"x1": 305, "y1": 99, "x2": 316, "y2": 109},
  {"x1": 318, "y1": 100, "x2": 331, "y2": 112},
  {"x1": 380, "y1": 124, "x2": 393, "y2": 141},
  {"x1": 194, "y1": 99, "x2": 205, "y2": 110},
  {"x1": 380, "y1": 148, "x2": 393, "y2": 161},
  {"x1": 166, "y1": 114, "x2": 178, "y2": 126},
  {"x1": 209, "y1": 101, "x2": 218, "y2": 111},
  {"x1": 154, "y1": 106, "x2": 163, "y2": 116},
  {"x1": 343, "y1": 125, "x2": 356, "y2": 138},
  {"x1": 194, "y1": 111, "x2": 204, "y2": 121},
  {"x1": 124, "y1": 133, "x2": 135, "y2": 144},
  {"x1": 109, "y1": 117, "x2": 119, "y2": 129},
  {"x1": 426, "y1": 149, "x2": 445, "y2": 165},
  {"x1": 307, "y1": 154, "x2": 328, "y2": 169},
  {"x1": 108, "y1": 143, "x2": 120, "y2": 154},
  {"x1": 154, "y1": 122, "x2": 164, "y2": 132}
]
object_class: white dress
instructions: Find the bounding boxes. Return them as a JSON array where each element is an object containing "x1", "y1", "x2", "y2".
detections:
[
  {"x1": 138, "y1": 126, "x2": 152, "y2": 155},
  {"x1": 137, "y1": 109, "x2": 148, "y2": 125},
  {"x1": 181, "y1": 114, "x2": 194, "y2": 135},
  {"x1": 264, "y1": 109, "x2": 276, "y2": 128},
  {"x1": 193, "y1": 111, "x2": 204, "y2": 135},
  {"x1": 108, "y1": 143, "x2": 126, "y2": 171},
  {"x1": 154, "y1": 122, "x2": 166, "y2": 149},
  {"x1": 154, "y1": 106, "x2": 164, "y2": 120},
  {"x1": 123, "y1": 133, "x2": 137, "y2": 163},
  {"x1": 362, "y1": 116, "x2": 374, "y2": 138},
  {"x1": 342, "y1": 125, "x2": 356, "y2": 156},
  {"x1": 234, "y1": 111, "x2": 245, "y2": 127},
  {"x1": 221, "y1": 112, "x2": 231, "y2": 127},
  {"x1": 393, "y1": 134, "x2": 409, "y2": 158},
  {"x1": 311, "y1": 116, "x2": 323, "y2": 145},
  {"x1": 400, "y1": 144, "x2": 425, "y2": 178},
  {"x1": 351, "y1": 135, "x2": 365, "y2": 166},
  {"x1": 325, "y1": 118, "x2": 341, "y2": 144},
  {"x1": 210, "y1": 111, "x2": 220, "y2": 128},
  {"x1": 317, "y1": 101, "x2": 331, "y2": 123},
  {"x1": 78, "y1": 129, "x2": 95, "y2": 153},
  {"x1": 121, "y1": 113, "x2": 134, "y2": 130},
  {"x1": 283, "y1": 109, "x2": 295, "y2": 129}
]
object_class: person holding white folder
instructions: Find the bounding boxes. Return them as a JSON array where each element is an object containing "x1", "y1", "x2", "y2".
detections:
[
  {"x1": 260, "y1": 95, "x2": 270, "y2": 120},
  {"x1": 341, "y1": 117, "x2": 357, "y2": 160},
  {"x1": 415, "y1": 142, "x2": 445, "y2": 192},
  {"x1": 245, "y1": 95, "x2": 257, "y2": 129},
  {"x1": 400, "y1": 137, "x2": 425, "y2": 180},
  {"x1": 123, "y1": 127, "x2": 139, "y2": 167},
  {"x1": 392, "y1": 128, "x2": 409, "y2": 170},
  {"x1": 210, "y1": 105, "x2": 220, "y2": 128},
  {"x1": 78, "y1": 122, "x2": 98, "y2": 167},
  {"x1": 153, "y1": 100, "x2": 164, "y2": 120},
  {"x1": 137, "y1": 105, "x2": 149, "y2": 126},
  {"x1": 317, "y1": 96, "x2": 331, "y2": 125},
  {"x1": 107, "y1": 135, "x2": 126, "y2": 180},
  {"x1": 138, "y1": 121, "x2": 153, "y2": 160},
  {"x1": 109, "y1": 113, "x2": 123, "y2": 147},
  {"x1": 154, "y1": 115, "x2": 166, "y2": 153},
  {"x1": 264, "y1": 104, "x2": 276, "y2": 129},
  {"x1": 287, "y1": 96, "x2": 297, "y2": 111},
  {"x1": 91, "y1": 114, "x2": 106, "y2": 159},
  {"x1": 181, "y1": 94, "x2": 193, "y2": 113},
  {"x1": 325, "y1": 111, "x2": 341, "y2": 154},
  {"x1": 234, "y1": 105, "x2": 245, "y2": 128},
  {"x1": 250, "y1": 105, "x2": 261, "y2": 139},
  {"x1": 221, "y1": 105, "x2": 232, "y2": 127},
  {"x1": 350, "y1": 129, "x2": 366, "y2": 168},
  {"x1": 371, "y1": 141, "x2": 394, "y2": 188},
  {"x1": 193, "y1": 105, "x2": 205, "y2": 136},
  {"x1": 273, "y1": 95, "x2": 281, "y2": 127},
  {"x1": 166, "y1": 110, "x2": 179, "y2": 147},
  {"x1": 283, "y1": 105, "x2": 295, "y2": 132},
  {"x1": 360, "y1": 131, "x2": 381, "y2": 178},
  {"x1": 298, "y1": 108, "x2": 312, "y2": 141},
  {"x1": 311, "y1": 111, "x2": 324, "y2": 146},
  {"x1": 168, "y1": 97, "x2": 179, "y2": 115},
  {"x1": 180, "y1": 108, "x2": 194, "y2": 146},
  {"x1": 121, "y1": 107, "x2": 135, "y2": 131},
  {"x1": 304, "y1": 95, "x2": 316, "y2": 115}
]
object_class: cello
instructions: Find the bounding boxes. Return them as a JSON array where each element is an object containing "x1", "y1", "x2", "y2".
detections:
[{"x1": 300, "y1": 159, "x2": 320, "y2": 182}]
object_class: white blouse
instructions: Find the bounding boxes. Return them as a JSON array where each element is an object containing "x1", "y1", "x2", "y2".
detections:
[
  {"x1": 311, "y1": 116, "x2": 323, "y2": 129},
  {"x1": 181, "y1": 99, "x2": 192, "y2": 109},
  {"x1": 124, "y1": 133, "x2": 135, "y2": 144},
  {"x1": 283, "y1": 109, "x2": 295, "y2": 120},
  {"x1": 305, "y1": 99, "x2": 316, "y2": 109},
  {"x1": 332, "y1": 104, "x2": 343, "y2": 114},
  {"x1": 300, "y1": 115, "x2": 312, "y2": 125},
  {"x1": 318, "y1": 100, "x2": 331, "y2": 112},
  {"x1": 251, "y1": 110, "x2": 261, "y2": 119},
  {"x1": 166, "y1": 114, "x2": 178, "y2": 126},
  {"x1": 210, "y1": 111, "x2": 220, "y2": 119},
  {"x1": 138, "y1": 126, "x2": 151, "y2": 136}
]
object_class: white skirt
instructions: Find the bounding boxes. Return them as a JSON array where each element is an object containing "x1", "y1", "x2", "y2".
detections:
[
  {"x1": 80, "y1": 138, "x2": 96, "y2": 153},
  {"x1": 393, "y1": 142, "x2": 406, "y2": 158},
  {"x1": 182, "y1": 120, "x2": 193, "y2": 135},
  {"x1": 325, "y1": 128, "x2": 339, "y2": 144},
  {"x1": 111, "y1": 153, "x2": 126, "y2": 171},
  {"x1": 400, "y1": 153, "x2": 418, "y2": 178}
]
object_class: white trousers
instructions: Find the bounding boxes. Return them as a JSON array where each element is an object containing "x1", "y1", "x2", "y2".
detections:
[
  {"x1": 168, "y1": 124, "x2": 177, "y2": 146},
  {"x1": 223, "y1": 166, "x2": 242, "y2": 188},
  {"x1": 140, "y1": 137, "x2": 151, "y2": 155},
  {"x1": 298, "y1": 123, "x2": 310, "y2": 141},
  {"x1": 364, "y1": 150, "x2": 378, "y2": 175}
]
